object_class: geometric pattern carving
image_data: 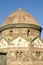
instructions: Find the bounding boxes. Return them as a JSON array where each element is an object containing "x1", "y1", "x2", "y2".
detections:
[
  {"x1": 0, "y1": 36, "x2": 29, "y2": 48},
  {"x1": 32, "y1": 38, "x2": 43, "y2": 48},
  {"x1": 0, "y1": 37, "x2": 43, "y2": 48},
  {"x1": 11, "y1": 37, "x2": 29, "y2": 47}
]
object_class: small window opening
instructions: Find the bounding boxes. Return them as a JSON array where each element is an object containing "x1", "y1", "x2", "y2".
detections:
[
  {"x1": 16, "y1": 51, "x2": 19, "y2": 59},
  {"x1": 20, "y1": 52, "x2": 23, "y2": 58},
  {"x1": 10, "y1": 30, "x2": 13, "y2": 33},
  {"x1": 27, "y1": 30, "x2": 30, "y2": 36},
  {"x1": 36, "y1": 51, "x2": 40, "y2": 60}
]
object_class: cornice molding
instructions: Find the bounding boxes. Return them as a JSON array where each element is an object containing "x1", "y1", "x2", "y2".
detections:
[{"x1": 0, "y1": 24, "x2": 42, "y2": 32}]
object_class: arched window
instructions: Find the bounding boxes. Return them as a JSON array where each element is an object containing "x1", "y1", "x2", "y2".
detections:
[{"x1": 16, "y1": 51, "x2": 24, "y2": 60}]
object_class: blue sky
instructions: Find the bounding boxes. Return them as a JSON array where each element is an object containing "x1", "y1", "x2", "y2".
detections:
[{"x1": 0, "y1": 0, "x2": 43, "y2": 38}]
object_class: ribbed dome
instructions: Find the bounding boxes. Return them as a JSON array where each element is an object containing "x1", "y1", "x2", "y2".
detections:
[{"x1": 2, "y1": 8, "x2": 40, "y2": 26}]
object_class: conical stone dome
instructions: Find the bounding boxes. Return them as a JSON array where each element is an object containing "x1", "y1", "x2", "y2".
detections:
[
  {"x1": 2, "y1": 8, "x2": 40, "y2": 26},
  {"x1": 0, "y1": 8, "x2": 42, "y2": 32}
]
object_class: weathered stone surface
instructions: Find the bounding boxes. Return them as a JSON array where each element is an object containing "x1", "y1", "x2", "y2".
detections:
[{"x1": 0, "y1": 8, "x2": 43, "y2": 65}]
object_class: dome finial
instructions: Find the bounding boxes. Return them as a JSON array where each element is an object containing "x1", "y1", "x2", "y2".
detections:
[
  {"x1": 19, "y1": 8, "x2": 23, "y2": 10},
  {"x1": 19, "y1": 8, "x2": 22, "y2": 9}
]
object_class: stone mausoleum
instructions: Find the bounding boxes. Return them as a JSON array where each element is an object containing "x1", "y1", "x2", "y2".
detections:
[{"x1": 0, "y1": 8, "x2": 43, "y2": 65}]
